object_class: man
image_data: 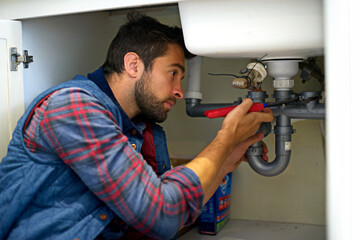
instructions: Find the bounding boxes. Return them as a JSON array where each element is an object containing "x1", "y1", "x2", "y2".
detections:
[{"x1": 0, "y1": 13, "x2": 273, "y2": 239}]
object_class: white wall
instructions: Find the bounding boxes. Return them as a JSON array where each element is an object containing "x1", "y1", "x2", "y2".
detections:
[
  {"x1": 22, "y1": 11, "x2": 114, "y2": 107},
  {"x1": 22, "y1": 6, "x2": 325, "y2": 226}
]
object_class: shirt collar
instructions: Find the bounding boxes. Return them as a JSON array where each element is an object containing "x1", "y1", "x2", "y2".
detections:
[{"x1": 87, "y1": 67, "x2": 146, "y2": 134}]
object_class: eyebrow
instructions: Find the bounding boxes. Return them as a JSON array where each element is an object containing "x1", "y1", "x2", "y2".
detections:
[{"x1": 170, "y1": 63, "x2": 185, "y2": 73}]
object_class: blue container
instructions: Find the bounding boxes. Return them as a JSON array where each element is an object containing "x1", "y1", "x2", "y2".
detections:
[{"x1": 199, "y1": 172, "x2": 232, "y2": 235}]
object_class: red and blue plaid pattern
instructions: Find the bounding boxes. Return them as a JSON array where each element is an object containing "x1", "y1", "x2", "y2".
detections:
[{"x1": 23, "y1": 87, "x2": 203, "y2": 239}]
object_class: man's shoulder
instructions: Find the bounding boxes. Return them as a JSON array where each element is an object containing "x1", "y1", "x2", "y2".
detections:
[{"x1": 47, "y1": 86, "x2": 97, "y2": 105}]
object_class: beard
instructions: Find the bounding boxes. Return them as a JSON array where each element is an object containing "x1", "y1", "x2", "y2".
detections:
[{"x1": 135, "y1": 74, "x2": 176, "y2": 123}]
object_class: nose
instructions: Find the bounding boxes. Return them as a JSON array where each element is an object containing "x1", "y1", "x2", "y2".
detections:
[{"x1": 173, "y1": 81, "x2": 184, "y2": 99}]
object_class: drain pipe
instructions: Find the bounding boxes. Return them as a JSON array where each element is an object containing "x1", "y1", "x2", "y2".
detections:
[
  {"x1": 185, "y1": 58, "x2": 325, "y2": 176},
  {"x1": 246, "y1": 60, "x2": 298, "y2": 176},
  {"x1": 185, "y1": 56, "x2": 235, "y2": 117},
  {"x1": 246, "y1": 90, "x2": 295, "y2": 176},
  {"x1": 246, "y1": 60, "x2": 325, "y2": 176},
  {"x1": 271, "y1": 91, "x2": 325, "y2": 119}
]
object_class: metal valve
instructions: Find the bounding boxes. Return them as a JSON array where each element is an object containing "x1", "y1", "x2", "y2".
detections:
[{"x1": 232, "y1": 61, "x2": 267, "y2": 89}]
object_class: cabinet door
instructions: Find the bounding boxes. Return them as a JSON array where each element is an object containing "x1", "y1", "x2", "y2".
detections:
[{"x1": 0, "y1": 20, "x2": 24, "y2": 161}]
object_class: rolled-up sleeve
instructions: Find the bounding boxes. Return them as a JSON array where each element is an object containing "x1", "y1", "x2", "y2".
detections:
[{"x1": 37, "y1": 88, "x2": 204, "y2": 239}]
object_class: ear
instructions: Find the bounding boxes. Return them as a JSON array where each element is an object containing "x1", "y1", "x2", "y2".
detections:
[{"x1": 123, "y1": 52, "x2": 144, "y2": 78}]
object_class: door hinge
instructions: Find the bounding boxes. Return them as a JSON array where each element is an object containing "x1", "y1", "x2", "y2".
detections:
[{"x1": 10, "y1": 47, "x2": 33, "y2": 71}]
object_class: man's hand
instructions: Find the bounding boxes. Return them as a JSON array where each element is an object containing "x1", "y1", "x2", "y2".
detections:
[
  {"x1": 241, "y1": 141, "x2": 269, "y2": 163},
  {"x1": 261, "y1": 141, "x2": 269, "y2": 162},
  {"x1": 223, "y1": 132, "x2": 265, "y2": 173},
  {"x1": 219, "y1": 99, "x2": 273, "y2": 152},
  {"x1": 221, "y1": 99, "x2": 272, "y2": 174},
  {"x1": 185, "y1": 98, "x2": 274, "y2": 204}
]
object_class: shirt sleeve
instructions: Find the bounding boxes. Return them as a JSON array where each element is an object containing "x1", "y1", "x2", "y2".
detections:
[{"x1": 37, "y1": 87, "x2": 204, "y2": 239}]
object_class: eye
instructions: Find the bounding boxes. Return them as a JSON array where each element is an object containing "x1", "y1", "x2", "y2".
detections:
[
  {"x1": 170, "y1": 70, "x2": 178, "y2": 79},
  {"x1": 169, "y1": 69, "x2": 184, "y2": 80}
]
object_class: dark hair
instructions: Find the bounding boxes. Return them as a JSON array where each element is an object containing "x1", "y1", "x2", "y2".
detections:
[{"x1": 102, "y1": 12, "x2": 194, "y2": 75}]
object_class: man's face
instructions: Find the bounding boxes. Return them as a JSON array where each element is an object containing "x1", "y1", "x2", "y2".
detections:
[{"x1": 135, "y1": 44, "x2": 185, "y2": 123}]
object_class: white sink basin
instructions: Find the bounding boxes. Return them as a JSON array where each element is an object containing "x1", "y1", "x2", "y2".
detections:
[{"x1": 178, "y1": 0, "x2": 323, "y2": 59}]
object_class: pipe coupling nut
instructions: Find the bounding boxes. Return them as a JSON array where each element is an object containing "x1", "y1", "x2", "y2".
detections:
[
  {"x1": 246, "y1": 146, "x2": 263, "y2": 156},
  {"x1": 273, "y1": 125, "x2": 295, "y2": 135},
  {"x1": 273, "y1": 79, "x2": 294, "y2": 89}
]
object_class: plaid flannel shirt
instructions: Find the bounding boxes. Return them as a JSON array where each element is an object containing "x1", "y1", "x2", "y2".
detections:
[{"x1": 0, "y1": 71, "x2": 203, "y2": 240}]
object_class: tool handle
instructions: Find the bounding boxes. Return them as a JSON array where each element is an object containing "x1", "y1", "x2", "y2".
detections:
[
  {"x1": 248, "y1": 103, "x2": 267, "y2": 112},
  {"x1": 204, "y1": 103, "x2": 267, "y2": 119}
]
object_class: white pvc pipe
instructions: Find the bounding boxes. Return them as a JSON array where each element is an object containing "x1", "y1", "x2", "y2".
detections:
[
  {"x1": 266, "y1": 60, "x2": 299, "y2": 90},
  {"x1": 185, "y1": 56, "x2": 203, "y2": 100},
  {"x1": 266, "y1": 60, "x2": 299, "y2": 80}
]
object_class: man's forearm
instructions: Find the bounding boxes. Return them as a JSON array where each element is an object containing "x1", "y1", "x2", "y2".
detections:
[
  {"x1": 184, "y1": 130, "x2": 233, "y2": 204},
  {"x1": 202, "y1": 163, "x2": 231, "y2": 204}
]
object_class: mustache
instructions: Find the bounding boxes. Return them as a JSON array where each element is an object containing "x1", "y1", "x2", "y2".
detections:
[{"x1": 164, "y1": 97, "x2": 177, "y2": 105}]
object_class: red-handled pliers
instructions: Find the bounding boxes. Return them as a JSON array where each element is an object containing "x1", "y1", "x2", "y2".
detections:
[
  {"x1": 204, "y1": 95, "x2": 322, "y2": 119},
  {"x1": 204, "y1": 103, "x2": 269, "y2": 119}
]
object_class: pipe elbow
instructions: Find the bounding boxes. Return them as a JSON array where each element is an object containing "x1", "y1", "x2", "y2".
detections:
[
  {"x1": 246, "y1": 147, "x2": 291, "y2": 176},
  {"x1": 186, "y1": 106, "x2": 200, "y2": 117},
  {"x1": 185, "y1": 99, "x2": 203, "y2": 117},
  {"x1": 185, "y1": 98, "x2": 234, "y2": 117}
]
